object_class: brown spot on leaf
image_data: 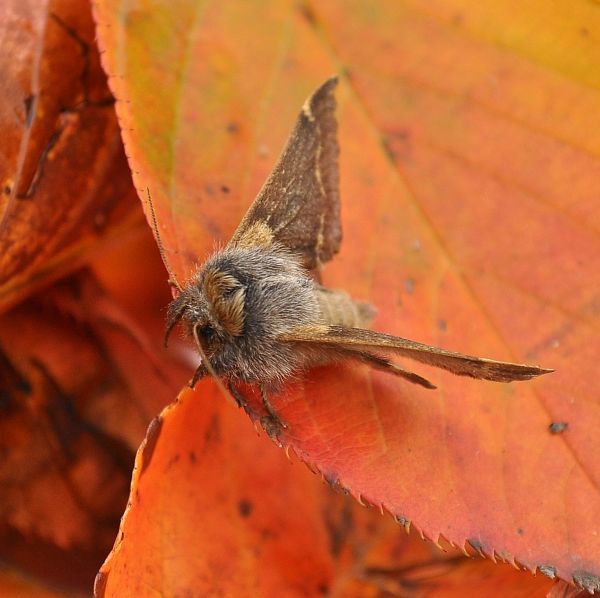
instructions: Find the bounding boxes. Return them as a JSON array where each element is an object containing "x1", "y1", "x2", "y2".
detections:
[
  {"x1": 381, "y1": 136, "x2": 397, "y2": 161},
  {"x1": 452, "y1": 12, "x2": 465, "y2": 26},
  {"x1": 382, "y1": 129, "x2": 412, "y2": 163},
  {"x1": 238, "y1": 499, "x2": 253, "y2": 518},
  {"x1": 202, "y1": 413, "x2": 221, "y2": 449},
  {"x1": 323, "y1": 499, "x2": 353, "y2": 558},
  {"x1": 549, "y1": 422, "x2": 568, "y2": 434},
  {"x1": 165, "y1": 453, "x2": 181, "y2": 471},
  {"x1": 226, "y1": 122, "x2": 239, "y2": 134},
  {"x1": 297, "y1": 2, "x2": 317, "y2": 26},
  {"x1": 24, "y1": 94, "x2": 36, "y2": 127},
  {"x1": 140, "y1": 416, "x2": 163, "y2": 474}
]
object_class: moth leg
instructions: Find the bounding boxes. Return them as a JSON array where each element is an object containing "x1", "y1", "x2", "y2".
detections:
[
  {"x1": 227, "y1": 380, "x2": 248, "y2": 409},
  {"x1": 341, "y1": 349, "x2": 437, "y2": 390},
  {"x1": 189, "y1": 363, "x2": 208, "y2": 388},
  {"x1": 227, "y1": 382, "x2": 287, "y2": 439},
  {"x1": 227, "y1": 381, "x2": 268, "y2": 423},
  {"x1": 259, "y1": 384, "x2": 288, "y2": 431}
]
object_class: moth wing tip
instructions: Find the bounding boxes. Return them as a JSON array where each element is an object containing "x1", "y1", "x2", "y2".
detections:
[
  {"x1": 316, "y1": 75, "x2": 339, "y2": 96},
  {"x1": 537, "y1": 366, "x2": 555, "y2": 376}
]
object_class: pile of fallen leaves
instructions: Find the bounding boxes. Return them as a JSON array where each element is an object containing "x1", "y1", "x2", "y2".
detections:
[{"x1": 1, "y1": 1, "x2": 599, "y2": 596}]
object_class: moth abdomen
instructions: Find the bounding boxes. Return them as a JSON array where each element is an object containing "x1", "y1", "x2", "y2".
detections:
[{"x1": 315, "y1": 287, "x2": 375, "y2": 329}]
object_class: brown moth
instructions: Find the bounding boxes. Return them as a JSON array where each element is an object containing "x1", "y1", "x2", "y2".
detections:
[{"x1": 158, "y1": 76, "x2": 552, "y2": 429}]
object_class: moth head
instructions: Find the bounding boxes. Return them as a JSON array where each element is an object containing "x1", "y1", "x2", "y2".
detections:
[{"x1": 165, "y1": 266, "x2": 246, "y2": 355}]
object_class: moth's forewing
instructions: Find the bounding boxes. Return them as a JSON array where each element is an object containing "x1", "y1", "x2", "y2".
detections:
[
  {"x1": 229, "y1": 77, "x2": 341, "y2": 270},
  {"x1": 280, "y1": 325, "x2": 553, "y2": 382}
]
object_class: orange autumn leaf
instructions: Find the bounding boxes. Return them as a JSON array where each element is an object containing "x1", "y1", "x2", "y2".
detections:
[
  {"x1": 93, "y1": 0, "x2": 600, "y2": 593},
  {"x1": 96, "y1": 381, "x2": 553, "y2": 597}
]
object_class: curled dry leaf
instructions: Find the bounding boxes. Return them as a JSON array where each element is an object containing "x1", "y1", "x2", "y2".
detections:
[
  {"x1": 0, "y1": 283, "x2": 133, "y2": 589},
  {"x1": 0, "y1": 0, "x2": 139, "y2": 312},
  {"x1": 0, "y1": 567, "x2": 75, "y2": 598},
  {"x1": 0, "y1": 263, "x2": 187, "y2": 592},
  {"x1": 93, "y1": 0, "x2": 600, "y2": 594}
]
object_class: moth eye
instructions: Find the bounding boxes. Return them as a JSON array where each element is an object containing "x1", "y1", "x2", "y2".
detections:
[{"x1": 198, "y1": 323, "x2": 215, "y2": 340}]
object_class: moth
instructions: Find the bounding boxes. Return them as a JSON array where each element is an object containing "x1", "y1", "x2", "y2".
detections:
[{"x1": 157, "y1": 76, "x2": 552, "y2": 430}]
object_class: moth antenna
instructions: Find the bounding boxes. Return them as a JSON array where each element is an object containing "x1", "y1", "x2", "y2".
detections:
[
  {"x1": 145, "y1": 187, "x2": 183, "y2": 292},
  {"x1": 192, "y1": 323, "x2": 233, "y2": 402}
]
